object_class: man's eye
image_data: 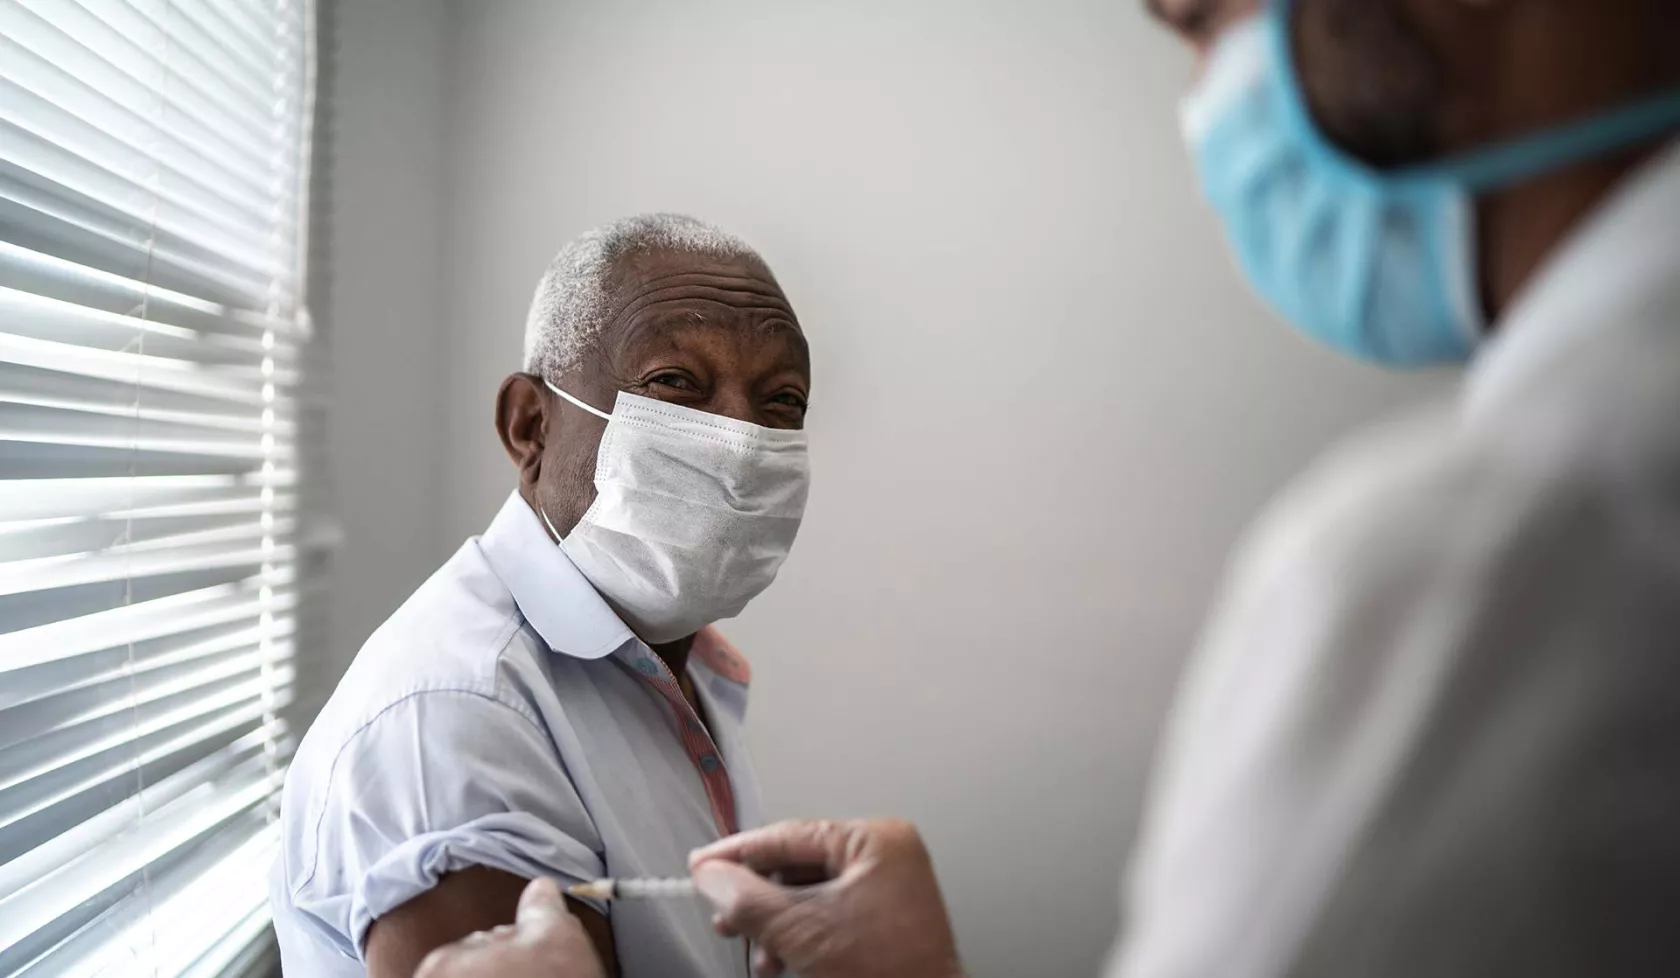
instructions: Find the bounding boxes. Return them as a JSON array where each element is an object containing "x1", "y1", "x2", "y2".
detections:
[
  {"x1": 650, "y1": 373, "x2": 697, "y2": 391},
  {"x1": 771, "y1": 392, "x2": 808, "y2": 413}
]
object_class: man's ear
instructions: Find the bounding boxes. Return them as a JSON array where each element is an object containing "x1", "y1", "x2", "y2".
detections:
[{"x1": 495, "y1": 373, "x2": 548, "y2": 490}]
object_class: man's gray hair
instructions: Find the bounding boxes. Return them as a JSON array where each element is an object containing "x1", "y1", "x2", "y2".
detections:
[{"x1": 522, "y1": 213, "x2": 763, "y2": 379}]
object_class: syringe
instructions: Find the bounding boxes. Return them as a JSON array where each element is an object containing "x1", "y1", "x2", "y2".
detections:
[
  {"x1": 569, "y1": 865, "x2": 831, "y2": 902},
  {"x1": 566, "y1": 877, "x2": 697, "y2": 901}
]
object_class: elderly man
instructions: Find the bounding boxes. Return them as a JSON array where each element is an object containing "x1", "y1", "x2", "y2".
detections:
[
  {"x1": 428, "y1": 0, "x2": 1680, "y2": 975},
  {"x1": 270, "y1": 213, "x2": 812, "y2": 978}
]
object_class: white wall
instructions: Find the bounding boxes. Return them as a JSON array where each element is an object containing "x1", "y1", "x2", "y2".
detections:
[{"x1": 425, "y1": 2, "x2": 1450, "y2": 975}]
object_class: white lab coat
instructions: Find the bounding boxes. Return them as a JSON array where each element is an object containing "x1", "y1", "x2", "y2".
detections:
[{"x1": 1111, "y1": 140, "x2": 1680, "y2": 978}]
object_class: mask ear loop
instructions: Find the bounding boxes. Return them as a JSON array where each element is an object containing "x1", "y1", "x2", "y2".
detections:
[
  {"x1": 538, "y1": 379, "x2": 615, "y2": 541},
  {"x1": 538, "y1": 502, "x2": 566, "y2": 543},
  {"x1": 545, "y1": 378, "x2": 613, "y2": 421}
]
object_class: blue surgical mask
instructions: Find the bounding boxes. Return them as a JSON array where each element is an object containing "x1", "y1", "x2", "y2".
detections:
[{"x1": 1182, "y1": 2, "x2": 1680, "y2": 367}]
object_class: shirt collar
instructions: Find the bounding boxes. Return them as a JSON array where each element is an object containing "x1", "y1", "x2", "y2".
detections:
[
  {"x1": 477, "y1": 491, "x2": 633, "y2": 660},
  {"x1": 1466, "y1": 138, "x2": 1680, "y2": 417}
]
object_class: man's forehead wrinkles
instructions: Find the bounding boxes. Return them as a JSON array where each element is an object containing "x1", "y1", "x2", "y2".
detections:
[
  {"x1": 608, "y1": 301, "x2": 800, "y2": 340},
  {"x1": 621, "y1": 316, "x2": 807, "y2": 347},
  {"x1": 618, "y1": 285, "x2": 794, "y2": 311},
  {"x1": 605, "y1": 281, "x2": 798, "y2": 333},
  {"x1": 620, "y1": 268, "x2": 784, "y2": 294}
]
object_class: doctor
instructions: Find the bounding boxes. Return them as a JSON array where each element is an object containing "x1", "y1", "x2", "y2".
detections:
[{"x1": 421, "y1": 0, "x2": 1680, "y2": 976}]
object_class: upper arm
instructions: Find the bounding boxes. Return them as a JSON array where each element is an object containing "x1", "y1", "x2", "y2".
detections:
[
  {"x1": 285, "y1": 690, "x2": 611, "y2": 962},
  {"x1": 365, "y1": 867, "x2": 618, "y2": 978}
]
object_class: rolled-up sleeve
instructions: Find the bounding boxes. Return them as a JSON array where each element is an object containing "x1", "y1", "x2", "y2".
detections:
[{"x1": 286, "y1": 688, "x2": 607, "y2": 958}]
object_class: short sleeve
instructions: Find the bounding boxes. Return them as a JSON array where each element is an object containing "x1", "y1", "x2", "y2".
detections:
[{"x1": 285, "y1": 689, "x2": 607, "y2": 958}]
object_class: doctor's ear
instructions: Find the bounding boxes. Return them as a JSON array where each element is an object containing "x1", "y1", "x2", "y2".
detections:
[{"x1": 495, "y1": 373, "x2": 549, "y2": 488}]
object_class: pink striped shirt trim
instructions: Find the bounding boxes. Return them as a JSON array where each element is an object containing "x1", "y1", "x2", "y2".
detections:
[
  {"x1": 692, "y1": 626, "x2": 752, "y2": 684},
  {"x1": 628, "y1": 626, "x2": 749, "y2": 837}
]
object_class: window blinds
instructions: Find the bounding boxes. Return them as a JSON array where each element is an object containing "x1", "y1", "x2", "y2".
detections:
[{"x1": 0, "y1": 0, "x2": 319, "y2": 974}]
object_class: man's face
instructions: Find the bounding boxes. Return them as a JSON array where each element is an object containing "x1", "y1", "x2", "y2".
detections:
[
  {"x1": 1149, "y1": 0, "x2": 1453, "y2": 169},
  {"x1": 499, "y1": 248, "x2": 811, "y2": 539}
]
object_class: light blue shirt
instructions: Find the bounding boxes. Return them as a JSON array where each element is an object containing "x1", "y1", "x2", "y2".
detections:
[{"x1": 271, "y1": 492, "x2": 762, "y2": 977}]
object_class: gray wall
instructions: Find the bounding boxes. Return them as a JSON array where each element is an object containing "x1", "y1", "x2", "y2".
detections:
[
  {"x1": 324, "y1": 0, "x2": 453, "y2": 678},
  {"x1": 327, "y1": 1, "x2": 1450, "y2": 975}
]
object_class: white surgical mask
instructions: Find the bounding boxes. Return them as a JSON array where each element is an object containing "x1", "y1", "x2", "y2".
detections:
[{"x1": 541, "y1": 380, "x2": 810, "y2": 644}]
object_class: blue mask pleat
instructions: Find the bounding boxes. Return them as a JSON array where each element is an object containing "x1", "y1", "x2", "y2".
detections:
[{"x1": 1181, "y1": 0, "x2": 1680, "y2": 367}]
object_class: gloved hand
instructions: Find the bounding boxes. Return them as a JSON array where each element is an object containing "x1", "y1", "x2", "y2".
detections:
[
  {"x1": 690, "y1": 818, "x2": 966, "y2": 978},
  {"x1": 414, "y1": 877, "x2": 607, "y2": 978}
]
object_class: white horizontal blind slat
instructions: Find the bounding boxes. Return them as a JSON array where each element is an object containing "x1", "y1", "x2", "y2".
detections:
[
  {"x1": 84, "y1": 830, "x2": 280, "y2": 978},
  {"x1": 0, "y1": 0, "x2": 319, "y2": 972},
  {"x1": 0, "y1": 759, "x2": 283, "y2": 970},
  {"x1": 0, "y1": 723, "x2": 283, "y2": 903},
  {"x1": 0, "y1": 241, "x2": 302, "y2": 342},
  {"x1": 11, "y1": 814, "x2": 284, "y2": 977},
  {"x1": 1, "y1": 0, "x2": 303, "y2": 176},
  {"x1": 0, "y1": 13, "x2": 285, "y2": 196},
  {"x1": 0, "y1": 331, "x2": 299, "y2": 403},
  {"x1": 13, "y1": 0, "x2": 279, "y2": 159},
  {"x1": 0, "y1": 473, "x2": 296, "y2": 522},
  {"x1": 0, "y1": 496, "x2": 300, "y2": 562},
  {"x1": 0, "y1": 74, "x2": 280, "y2": 227},
  {"x1": 0, "y1": 175, "x2": 288, "y2": 307},
  {"x1": 0, "y1": 670, "x2": 292, "y2": 867},
  {"x1": 1, "y1": 128, "x2": 290, "y2": 279}
]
